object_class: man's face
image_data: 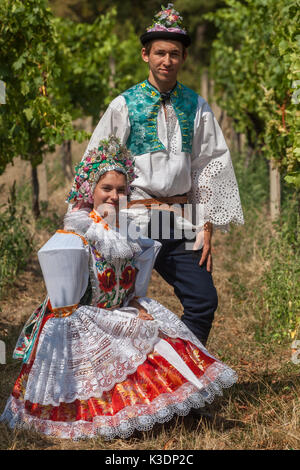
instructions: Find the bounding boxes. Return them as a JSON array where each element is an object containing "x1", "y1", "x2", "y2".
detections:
[{"x1": 142, "y1": 40, "x2": 186, "y2": 85}]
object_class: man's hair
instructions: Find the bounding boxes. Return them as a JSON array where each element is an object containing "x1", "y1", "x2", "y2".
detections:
[{"x1": 143, "y1": 40, "x2": 186, "y2": 58}]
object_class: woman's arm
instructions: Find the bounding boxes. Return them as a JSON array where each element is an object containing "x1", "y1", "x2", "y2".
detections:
[{"x1": 38, "y1": 231, "x2": 89, "y2": 312}]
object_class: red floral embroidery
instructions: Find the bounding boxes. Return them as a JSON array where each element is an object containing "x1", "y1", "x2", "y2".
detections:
[
  {"x1": 120, "y1": 266, "x2": 136, "y2": 290},
  {"x1": 98, "y1": 269, "x2": 116, "y2": 292},
  {"x1": 97, "y1": 302, "x2": 108, "y2": 308}
]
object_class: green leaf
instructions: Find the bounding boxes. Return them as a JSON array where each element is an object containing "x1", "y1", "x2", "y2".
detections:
[
  {"x1": 20, "y1": 81, "x2": 30, "y2": 96},
  {"x1": 13, "y1": 56, "x2": 25, "y2": 71},
  {"x1": 23, "y1": 108, "x2": 33, "y2": 121},
  {"x1": 294, "y1": 148, "x2": 300, "y2": 157},
  {"x1": 284, "y1": 172, "x2": 300, "y2": 189}
]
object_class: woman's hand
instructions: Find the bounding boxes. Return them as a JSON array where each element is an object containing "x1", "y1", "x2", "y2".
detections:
[
  {"x1": 128, "y1": 298, "x2": 154, "y2": 321},
  {"x1": 138, "y1": 310, "x2": 155, "y2": 321}
]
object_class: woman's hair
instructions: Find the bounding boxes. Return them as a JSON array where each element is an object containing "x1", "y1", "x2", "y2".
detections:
[{"x1": 97, "y1": 169, "x2": 127, "y2": 182}]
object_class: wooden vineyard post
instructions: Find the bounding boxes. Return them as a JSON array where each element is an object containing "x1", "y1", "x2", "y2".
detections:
[
  {"x1": 269, "y1": 159, "x2": 281, "y2": 220},
  {"x1": 62, "y1": 140, "x2": 74, "y2": 180},
  {"x1": 37, "y1": 161, "x2": 48, "y2": 208},
  {"x1": 201, "y1": 69, "x2": 209, "y2": 102},
  {"x1": 31, "y1": 164, "x2": 40, "y2": 219}
]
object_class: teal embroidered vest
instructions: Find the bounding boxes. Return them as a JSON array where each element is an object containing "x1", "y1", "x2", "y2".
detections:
[{"x1": 122, "y1": 80, "x2": 198, "y2": 156}]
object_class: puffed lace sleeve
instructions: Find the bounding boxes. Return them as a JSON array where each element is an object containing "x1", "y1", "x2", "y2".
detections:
[
  {"x1": 132, "y1": 237, "x2": 161, "y2": 298},
  {"x1": 37, "y1": 232, "x2": 89, "y2": 309},
  {"x1": 83, "y1": 96, "x2": 130, "y2": 156},
  {"x1": 189, "y1": 98, "x2": 244, "y2": 231}
]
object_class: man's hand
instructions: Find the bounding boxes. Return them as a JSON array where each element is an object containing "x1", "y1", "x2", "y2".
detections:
[
  {"x1": 193, "y1": 222, "x2": 213, "y2": 272},
  {"x1": 199, "y1": 229, "x2": 213, "y2": 272}
]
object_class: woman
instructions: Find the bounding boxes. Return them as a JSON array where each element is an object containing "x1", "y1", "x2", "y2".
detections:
[{"x1": 0, "y1": 136, "x2": 237, "y2": 440}]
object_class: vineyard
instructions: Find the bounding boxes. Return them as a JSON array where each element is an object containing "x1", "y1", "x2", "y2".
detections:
[{"x1": 0, "y1": 0, "x2": 299, "y2": 451}]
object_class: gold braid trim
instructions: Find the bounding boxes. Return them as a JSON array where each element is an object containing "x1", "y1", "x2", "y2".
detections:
[
  {"x1": 56, "y1": 229, "x2": 89, "y2": 245},
  {"x1": 52, "y1": 304, "x2": 79, "y2": 318}
]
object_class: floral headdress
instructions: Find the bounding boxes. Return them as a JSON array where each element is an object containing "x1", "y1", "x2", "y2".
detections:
[
  {"x1": 149, "y1": 3, "x2": 185, "y2": 33},
  {"x1": 140, "y1": 3, "x2": 191, "y2": 47},
  {"x1": 66, "y1": 135, "x2": 136, "y2": 205}
]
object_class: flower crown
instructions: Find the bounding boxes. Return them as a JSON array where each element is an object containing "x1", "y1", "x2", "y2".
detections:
[
  {"x1": 147, "y1": 3, "x2": 186, "y2": 34},
  {"x1": 67, "y1": 136, "x2": 136, "y2": 205}
]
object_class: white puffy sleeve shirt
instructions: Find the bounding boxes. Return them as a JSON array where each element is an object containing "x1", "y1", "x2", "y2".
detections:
[{"x1": 83, "y1": 94, "x2": 244, "y2": 230}]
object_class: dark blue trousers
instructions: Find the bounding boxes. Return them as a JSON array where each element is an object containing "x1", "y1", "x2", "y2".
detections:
[{"x1": 148, "y1": 211, "x2": 218, "y2": 346}]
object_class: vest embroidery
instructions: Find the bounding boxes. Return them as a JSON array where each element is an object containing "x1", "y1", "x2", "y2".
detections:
[{"x1": 122, "y1": 80, "x2": 198, "y2": 156}]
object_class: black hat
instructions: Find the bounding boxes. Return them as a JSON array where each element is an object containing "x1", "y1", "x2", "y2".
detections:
[{"x1": 140, "y1": 3, "x2": 191, "y2": 47}]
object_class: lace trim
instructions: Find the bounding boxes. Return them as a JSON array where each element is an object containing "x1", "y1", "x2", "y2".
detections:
[
  {"x1": 9, "y1": 295, "x2": 237, "y2": 411},
  {"x1": 139, "y1": 298, "x2": 215, "y2": 359},
  {"x1": 188, "y1": 159, "x2": 244, "y2": 229},
  {"x1": 20, "y1": 298, "x2": 223, "y2": 407},
  {"x1": 22, "y1": 305, "x2": 159, "y2": 406},
  {"x1": 165, "y1": 101, "x2": 178, "y2": 155},
  {"x1": 64, "y1": 208, "x2": 142, "y2": 260},
  {"x1": 1, "y1": 366, "x2": 237, "y2": 440}
]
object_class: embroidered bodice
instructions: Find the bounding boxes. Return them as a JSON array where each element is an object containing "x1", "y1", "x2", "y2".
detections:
[{"x1": 88, "y1": 241, "x2": 136, "y2": 309}]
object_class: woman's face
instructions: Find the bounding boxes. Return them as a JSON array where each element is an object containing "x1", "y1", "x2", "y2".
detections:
[{"x1": 93, "y1": 170, "x2": 127, "y2": 214}]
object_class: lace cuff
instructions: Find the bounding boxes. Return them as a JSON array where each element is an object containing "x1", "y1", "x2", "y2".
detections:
[
  {"x1": 188, "y1": 161, "x2": 244, "y2": 231},
  {"x1": 190, "y1": 102, "x2": 244, "y2": 230}
]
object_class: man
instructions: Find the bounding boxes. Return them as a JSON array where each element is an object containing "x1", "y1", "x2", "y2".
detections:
[{"x1": 82, "y1": 4, "x2": 244, "y2": 346}]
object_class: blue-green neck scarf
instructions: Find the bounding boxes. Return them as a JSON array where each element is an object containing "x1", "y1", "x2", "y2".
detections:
[{"x1": 122, "y1": 80, "x2": 198, "y2": 156}]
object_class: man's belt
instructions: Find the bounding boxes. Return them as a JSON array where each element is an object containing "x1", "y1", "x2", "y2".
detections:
[
  {"x1": 127, "y1": 195, "x2": 188, "y2": 217},
  {"x1": 128, "y1": 195, "x2": 188, "y2": 208}
]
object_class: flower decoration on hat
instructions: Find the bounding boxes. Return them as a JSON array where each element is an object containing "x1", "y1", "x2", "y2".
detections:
[
  {"x1": 66, "y1": 135, "x2": 136, "y2": 205},
  {"x1": 148, "y1": 3, "x2": 185, "y2": 33},
  {"x1": 140, "y1": 3, "x2": 191, "y2": 47}
]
